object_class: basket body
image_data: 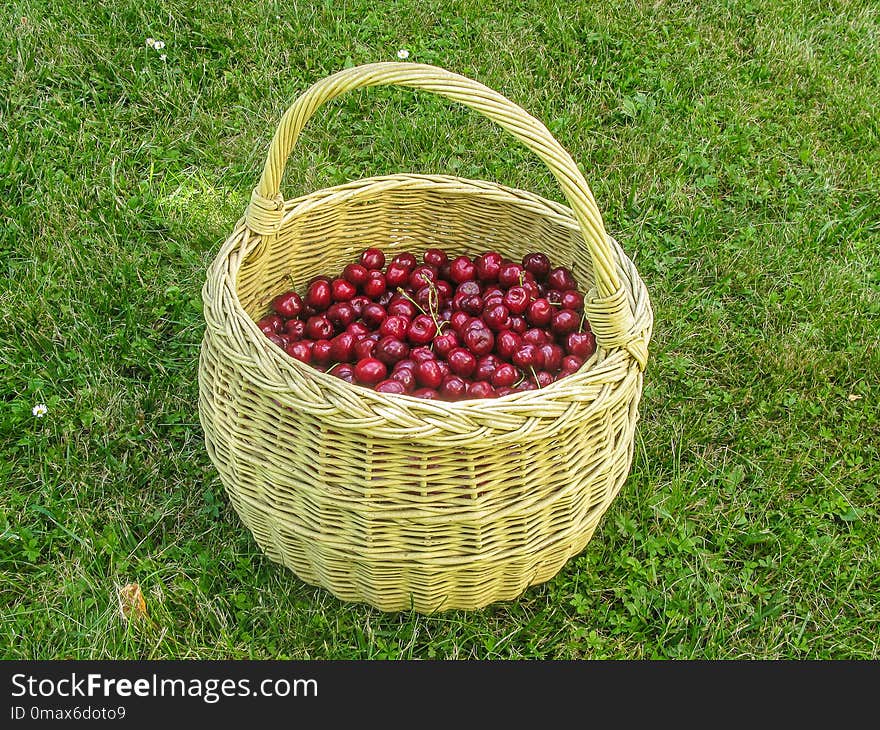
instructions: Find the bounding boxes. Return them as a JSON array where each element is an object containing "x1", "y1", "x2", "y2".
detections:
[{"x1": 199, "y1": 173, "x2": 652, "y2": 612}]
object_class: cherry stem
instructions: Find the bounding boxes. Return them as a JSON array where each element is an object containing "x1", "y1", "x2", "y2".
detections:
[{"x1": 530, "y1": 365, "x2": 540, "y2": 387}]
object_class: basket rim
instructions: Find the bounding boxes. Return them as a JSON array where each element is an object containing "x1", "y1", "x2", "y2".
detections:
[{"x1": 205, "y1": 173, "x2": 651, "y2": 429}]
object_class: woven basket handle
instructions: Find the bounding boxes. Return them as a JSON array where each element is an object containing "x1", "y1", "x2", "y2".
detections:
[{"x1": 246, "y1": 62, "x2": 647, "y2": 368}]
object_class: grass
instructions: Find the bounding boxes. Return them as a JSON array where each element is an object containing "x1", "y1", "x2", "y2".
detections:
[{"x1": 1, "y1": 0, "x2": 878, "y2": 659}]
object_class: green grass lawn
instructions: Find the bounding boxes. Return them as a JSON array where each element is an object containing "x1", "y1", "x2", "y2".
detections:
[{"x1": 2, "y1": 0, "x2": 878, "y2": 659}]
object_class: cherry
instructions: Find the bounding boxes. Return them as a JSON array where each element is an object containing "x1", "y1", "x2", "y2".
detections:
[
  {"x1": 547, "y1": 265, "x2": 577, "y2": 291},
  {"x1": 359, "y1": 248, "x2": 386, "y2": 270},
  {"x1": 449, "y1": 256, "x2": 476, "y2": 283},
  {"x1": 495, "y1": 330, "x2": 522, "y2": 360},
  {"x1": 551, "y1": 308, "x2": 580, "y2": 337},
  {"x1": 498, "y1": 263, "x2": 524, "y2": 288},
  {"x1": 539, "y1": 343, "x2": 564, "y2": 372},
  {"x1": 257, "y1": 314, "x2": 284, "y2": 335},
  {"x1": 482, "y1": 303, "x2": 511, "y2": 332},
  {"x1": 329, "y1": 332, "x2": 357, "y2": 362},
  {"x1": 413, "y1": 387, "x2": 439, "y2": 399},
  {"x1": 463, "y1": 325, "x2": 494, "y2": 357},
  {"x1": 509, "y1": 315, "x2": 527, "y2": 334},
  {"x1": 305, "y1": 315, "x2": 334, "y2": 340},
  {"x1": 374, "y1": 336, "x2": 410, "y2": 366},
  {"x1": 391, "y1": 252, "x2": 417, "y2": 269},
  {"x1": 534, "y1": 370, "x2": 554, "y2": 388},
  {"x1": 512, "y1": 343, "x2": 542, "y2": 369},
  {"x1": 456, "y1": 280, "x2": 482, "y2": 298},
  {"x1": 312, "y1": 339, "x2": 333, "y2": 365},
  {"x1": 561, "y1": 354, "x2": 584, "y2": 373},
  {"x1": 385, "y1": 262, "x2": 410, "y2": 289},
  {"x1": 433, "y1": 331, "x2": 459, "y2": 358},
  {"x1": 447, "y1": 347, "x2": 477, "y2": 378},
  {"x1": 393, "y1": 358, "x2": 416, "y2": 373},
  {"x1": 522, "y1": 328, "x2": 549, "y2": 346},
  {"x1": 440, "y1": 375, "x2": 467, "y2": 400},
  {"x1": 461, "y1": 295, "x2": 484, "y2": 316},
  {"x1": 375, "y1": 379, "x2": 406, "y2": 394},
  {"x1": 271, "y1": 292, "x2": 303, "y2": 319},
  {"x1": 475, "y1": 354, "x2": 499, "y2": 382},
  {"x1": 491, "y1": 363, "x2": 519, "y2": 387},
  {"x1": 379, "y1": 316, "x2": 409, "y2": 340},
  {"x1": 547, "y1": 289, "x2": 563, "y2": 306},
  {"x1": 305, "y1": 279, "x2": 332, "y2": 311},
  {"x1": 266, "y1": 333, "x2": 286, "y2": 349},
  {"x1": 475, "y1": 251, "x2": 503, "y2": 283},
  {"x1": 450, "y1": 311, "x2": 471, "y2": 332},
  {"x1": 346, "y1": 321, "x2": 370, "y2": 338},
  {"x1": 495, "y1": 386, "x2": 515, "y2": 397},
  {"x1": 522, "y1": 279, "x2": 542, "y2": 301},
  {"x1": 526, "y1": 298, "x2": 553, "y2": 327},
  {"x1": 387, "y1": 298, "x2": 417, "y2": 320},
  {"x1": 285, "y1": 319, "x2": 305, "y2": 340},
  {"x1": 361, "y1": 303, "x2": 387, "y2": 328},
  {"x1": 342, "y1": 263, "x2": 369, "y2": 288},
  {"x1": 348, "y1": 295, "x2": 370, "y2": 317},
  {"x1": 353, "y1": 337, "x2": 377, "y2": 360},
  {"x1": 354, "y1": 357, "x2": 387, "y2": 385},
  {"x1": 424, "y1": 248, "x2": 448, "y2": 267},
  {"x1": 362, "y1": 270, "x2": 387, "y2": 299},
  {"x1": 467, "y1": 381, "x2": 495, "y2": 399},
  {"x1": 390, "y1": 367, "x2": 416, "y2": 391},
  {"x1": 522, "y1": 252, "x2": 551, "y2": 281},
  {"x1": 327, "y1": 302, "x2": 356, "y2": 329},
  {"x1": 286, "y1": 341, "x2": 313, "y2": 363},
  {"x1": 565, "y1": 330, "x2": 596, "y2": 359},
  {"x1": 414, "y1": 286, "x2": 438, "y2": 312},
  {"x1": 415, "y1": 359, "x2": 444, "y2": 389},
  {"x1": 410, "y1": 346, "x2": 435, "y2": 364},
  {"x1": 561, "y1": 289, "x2": 584, "y2": 311},
  {"x1": 515, "y1": 380, "x2": 537, "y2": 392},
  {"x1": 409, "y1": 264, "x2": 438, "y2": 290},
  {"x1": 330, "y1": 363, "x2": 355, "y2": 383},
  {"x1": 330, "y1": 278, "x2": 356, "y2": 302},
  {"x1": 503, "y1": 286, "x2": 529, "y2": 315},
  {"x1": 436, "y1": 280, "x2": 453, "y2": 304}
]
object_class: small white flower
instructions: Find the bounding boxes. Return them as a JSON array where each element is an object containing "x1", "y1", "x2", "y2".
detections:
[
  {"x1": 154, "y1": 40, "x2": 165, "y2": 50},
  {"x1": 32, "y1": 404, "x2": 48, "y2": 418},
  {"x1": 159, "y1": 54, "x2": 167, "y2": 61},
  {"x1": 146, "y1": 38, "x2": 156, "y2": 48},
  {"x1": 396, "y1": 49, "x2": 409, "y2": 60}
]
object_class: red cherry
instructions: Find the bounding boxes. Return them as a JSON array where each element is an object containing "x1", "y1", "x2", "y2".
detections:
[
  {"x1": 456, "y1": 280, "x2": 482, "y2": 298},
  {"x1": 463, "y1": 325, "x2": 494, "y2": 357},
  {"x1": 332, "y1": 278, "x2": 357, "y2": 302},
  {"x1": 482, "y1": 302, "x2": 511, "y2": 332},
  {"x1": 435, "y1": 280, "x2": 453, "y2": 304},
  {"x1": 415, "y1": 359, "x2": 444, "y2": 389},
  {"x1": 327, "y1": 302, "x2": 356, "y2": 329},
  {"x1": 447, "y1": 347, "x2": 477, "y2": 378},
  {"x1": 561, "y1": 289, "x2": 585, "y2": 311},
  {"x1": 551, "y1": 308, "x2": 580, "y2": 337},
  {"x1": 433, "y1": 331, "x2": 459, "y2": 358},
  {"x1": 346, "y1": 321, "x2": 370, "y2": 338},
  {"x1": 353, "y1": 337, "x2": 376, "y2": 360},
  {"x1": 498, "y1": 263, "x2": 524, "y2": 288},
  {"x1": 360, "y1": 303, "x2": 386, "y2": 329},
  {"x1": 362, "y1": 270, "x2": 387, "y2": 299},
  {"x1": 467, "y1": 381, "x2": 495, "y2": 399},
  {"x1": 491, "y1": 363, "x2": 519, "y2": 388},
  {"x1": 522, "y1": 279, "x2": 542, "y2": 301},
  {"x1": 409, "y1": 264, "x2": 438, "y2": 290},
  {"x1": 329, "y1": 332, "x2": 357, "y2": 362},
  {"x1": 330, "y1": 363, "x2": 355, "y2": 382},
  {"x1": 440, "y1": 375, "x2": 467, "y2": 400},
  {"x1": 561, "y1": 354, "x2": 585, "y2": 373},
  {"x1": 390, "y1": 367, "x2": 416, "y2": 391},
  {"x1": 305, "y1": 280, "x2": 332, "y2": 311},
  {"x1": 354, "y1": 357, "x2": 387, "y2": 385},
  {"x1": 271, "y1": 292, "x2": 303, "y2": 319},
  {"x1": 257, "y1": 314, "x2": 284, "y2": 335},
  {"x1": 266, "y1": 333, "x2": 286, "y2": 349},
  {"x1": 374, "y1": 336, "x2": 410, "y2": 366},
  {"x1": 450, "y1": 311, "x2": 471, "y2": 332},
  {"x1": 523, "y1": 328, "x2": 549, "y2": 346},
  {"x1": 343, "y1": 264, "x2": 369, "y2": 288},
  {"x1": 449, "y1": 256, "x2": 476, "y2": 284},
  {"x1": 475, "y1": 354, "x2": 499, "y2": 382},
  {"x1": 502, "y1": 286, "x2": 530, "y2": 315},
  {"x1": 547, "y1": 266, "x2": 577, "y2": 291},
  {"x1": 379, "y1": 315, "x2": 409, "y2": 340},
  {"x1": 413, "y1": 387, "x2": 439, "y2": 399},
  {"x1": 286, "y1": 340, "x2": 313, "y2": 363},
  {"x1": 539, "y1": 343, "x2": 564, "y2": 372},
  {"x1": 547, "y1": 289, "x2": 563, "y2": 306},
  {"x1": 285, "y1": 319, "x2": 305, "y2": 340},
  {"x1": 515, "y1": 380, "x2": 538, "y2": 392},
  {"x1": 359, "y1": 248, "x2": 386, "y2": 270},
  {"x1": 495, "y1": 386, "x2": 515, "y2": 397},
  {"x1": 424, "y1": 248, "x2": 448, "y2": 267},
  {"x1": 526, "y1": 298, "x2": 553, "y2": 327},
  {"x1": 512, "y1": 344, "x2": 542, "y2": 369},
  {"x1": 312, "y1": 339, "x2": 333, "y2": 365},
  {"x1": 475, "y1": 251, "x2": 503, "y2": 283},
  {"x1": 305, "y1": 315, "x2": 334, "y2": 340},
  {"x1": 385, "y1": 262, "x2": 411, "y2": 289},
  {"x1": 410, "y1": 346, "x2": 435, "y2": 364},
  {"x1": 414, "y1": 286, "x2": 438, "y2": 313},
  {"x1": 522, "y1": 252, "x2": 551, "y2": 281},
  {"x1": 509, "y1": 315, "x2": 527, "y2": 334},
  {"x1": 348, "y1": 295, "x2": 370, "y2": 317},
  {"x1": 461, "y1": 295, "x2": 484, "y2": 316},
  {"x1": 534, "y1": 370, "x2": 554, "y2": 388},
  {"x1": 375, "y1": 379, "x2": 406, "y2": 394},
  {"x1": 495, "y1": 330, "x2": 522, "y2": 360},
  {"x1": 565, "y1": 330, "x2": 596, "y2": 359},
  {"x1": 391, "y1": 252, "x2": 417, "y2": 269},
  {"x1": 387, "y1": 299, "x2": 416, "y2": 320}
]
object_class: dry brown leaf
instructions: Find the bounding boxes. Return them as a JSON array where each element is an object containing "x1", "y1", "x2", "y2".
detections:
[
  {"x1": 847, "y1": 394, "x2": 862, "y2": 402},
  {"x1": 118, "y1": 582, "x2": 148, "y2": 622}
]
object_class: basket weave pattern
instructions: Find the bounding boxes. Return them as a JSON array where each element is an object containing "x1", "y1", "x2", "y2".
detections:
[{"x1": 198, "y1": 64, "x2": 652, "y2": 612}]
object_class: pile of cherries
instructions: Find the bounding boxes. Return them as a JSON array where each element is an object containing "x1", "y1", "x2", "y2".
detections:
[{"x1": 256, "y1": 247, "x2": 596, "y2": 400}]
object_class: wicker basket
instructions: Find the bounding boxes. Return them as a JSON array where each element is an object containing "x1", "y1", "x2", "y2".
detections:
[{"x1": 198, "y1": 62, "x2": 652, "y2": 613}]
